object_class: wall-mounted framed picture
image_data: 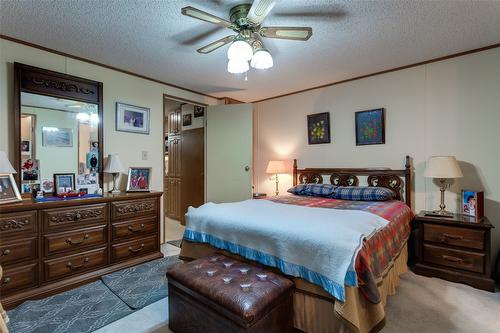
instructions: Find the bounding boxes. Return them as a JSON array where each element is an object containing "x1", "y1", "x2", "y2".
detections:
[
  {"x1": 54, "y1": 173, "x2": 75, "y2": 195},
  {"x1": 21, "y1": 140, "x2": 31, "y2": 154},
  {"x1": 194, "y1": 105, "x2": 205, "y2": 118},
  {"x1": 182, "y1": 113, "x2": 192, "y2": 126},
  {"x1": 42, "y1": 127, "x2": 73, "y2": 147},
  {"x1": 355, "y1": 108, "x2": 385, "y2": 145},
  {"x1": 0, "y1": 174, "x2": 22, "y2": 204},
  {"x1": 116, "y1": 102, "x2": 150, "y2": 135},
  {"x1": 307, "y1": 112, "x2": 331, "y2": 145},
  {"x1": 126, "y1": 167, "x2": 151, "y2": 192},
  {"x1": 461, "y1": 190, "x2": 484, "y2": 219}
]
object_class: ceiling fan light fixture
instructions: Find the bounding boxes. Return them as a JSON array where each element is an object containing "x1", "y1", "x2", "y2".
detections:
[
  {"x1": 227, "y1": 40, "x2": 253, "y2": 61},
  {"x1": 250, "y1": 48, "x2": 273, "y2": 69},
  {"x1": 227, "y1": 58, "x2": 249, "y2": 74}
]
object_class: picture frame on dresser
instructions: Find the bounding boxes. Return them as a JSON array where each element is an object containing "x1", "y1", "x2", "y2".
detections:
[{"x1": 0, "y1": 174, "x2": 22, "y2": 204}]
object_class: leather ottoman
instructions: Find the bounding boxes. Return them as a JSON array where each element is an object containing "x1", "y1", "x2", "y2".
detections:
[{"x1": 167, "y1": 254, "x2": 295, "y2": 333}]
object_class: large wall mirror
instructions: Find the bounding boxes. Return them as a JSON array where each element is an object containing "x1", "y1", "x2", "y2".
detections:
[{"x1": 14, "y1": 63, "x2": 103, "y2": 195}]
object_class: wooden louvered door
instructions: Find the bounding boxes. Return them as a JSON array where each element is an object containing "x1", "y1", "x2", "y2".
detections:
[{"x1": 166, "y1": 108, "x2": 182, "y2": 221}]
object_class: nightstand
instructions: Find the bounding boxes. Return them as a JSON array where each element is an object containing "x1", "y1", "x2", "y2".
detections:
[
  {"x1": 253, "y1": 193, "x2": 267, "y2": 199},
  {"x1": 413, "y1": 211, "x2": 495, "y2": 291}
]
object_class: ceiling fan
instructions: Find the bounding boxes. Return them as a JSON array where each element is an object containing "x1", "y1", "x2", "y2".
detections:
[{"x1": 181, "y1": 0, "x2": 313, "y2": 74}]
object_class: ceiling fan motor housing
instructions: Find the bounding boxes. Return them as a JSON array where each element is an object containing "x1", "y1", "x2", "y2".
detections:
[{"x1": 230, "y1": 4, "x2": 254, "y2": 29}]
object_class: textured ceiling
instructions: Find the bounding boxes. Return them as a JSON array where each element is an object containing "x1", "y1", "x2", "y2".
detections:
[{"x1": 2, "y1": 0, "x2": 500, "y2": 102}]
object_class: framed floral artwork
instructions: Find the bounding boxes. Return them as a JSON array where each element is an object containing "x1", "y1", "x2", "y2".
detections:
[
  {"x1": 355, "y1": 108, "x2": 385, "y2": 145},
  {"x1": 307, "y1": 112, "x2": 331, "y2": 145}
]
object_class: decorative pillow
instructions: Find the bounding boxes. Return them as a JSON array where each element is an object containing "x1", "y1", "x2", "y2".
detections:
[
  {"x1": 332, "y1": 186, "x2": 395, "y2": 201},
  {"x1": 287, "y1": 184, "x2": 337, "y2": 197}
]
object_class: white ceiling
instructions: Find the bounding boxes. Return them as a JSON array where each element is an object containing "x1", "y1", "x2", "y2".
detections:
[{"x1": 2, "y1": 1, "x2": 500, "y2": 102}]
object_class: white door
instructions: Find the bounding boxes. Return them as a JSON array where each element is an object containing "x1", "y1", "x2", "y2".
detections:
[{"x1": 206, "y1": 104, "x2": 253, "y2": 203}]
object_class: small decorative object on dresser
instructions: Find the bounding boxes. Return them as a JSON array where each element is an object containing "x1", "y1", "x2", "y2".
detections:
[
  {"x1": 116, "y1": 102, "x2": 150, "y2": 135},
  {"x1": 355, "y1": 108, "x2": 385, "y2": 145},
  {"x1": 0, "y1": 151, "x2": 22, "y2": 204},
  {"x1": 54, "y1": 173, "x2": 76, "y2": 195},
  {"x1": 413, "y1": 211, "x2": 495, "y2": 292},
  {"x1": 126, "y1": 167, "x2": 151, "y2": 192},
  {"x1": 307, "y1": 112, "x2": 330, "y2": 144},
  {"x1": 461, "y1": 190, "x2": 484, "y2": 219},
  {"x1": 424, "y1": 156, "x2": 463, "y2": 217}
]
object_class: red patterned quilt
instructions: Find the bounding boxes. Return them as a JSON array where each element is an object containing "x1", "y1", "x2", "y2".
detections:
[{"x1": 267, "y1": 195, "x2": 413, "y2": 303}]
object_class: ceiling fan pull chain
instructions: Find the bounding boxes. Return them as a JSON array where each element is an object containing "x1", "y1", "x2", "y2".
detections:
[{"x1": 245, "y1": 71, "x2": 248, "y2": 81}]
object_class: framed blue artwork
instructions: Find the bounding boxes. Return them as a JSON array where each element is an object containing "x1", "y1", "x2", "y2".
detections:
[
  {"x1": 307, "y1": 112, "x2": 331, "y2": 145},
  {"x1": 355, "y1": 108, "x2": 385, "y2": 145}
]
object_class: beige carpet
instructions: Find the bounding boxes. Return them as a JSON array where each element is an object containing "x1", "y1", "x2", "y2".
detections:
[{"x1": 382, "y1": 271, "x2": 500, "y2": 333}]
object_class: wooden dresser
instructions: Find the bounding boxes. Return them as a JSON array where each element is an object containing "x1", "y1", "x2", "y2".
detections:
[
  {"x1": 0, "y1": 191, "x2": 163, "y2": 309},
  {"x1": 413, "y1": 211, "x2": 495, "y2": 291}
]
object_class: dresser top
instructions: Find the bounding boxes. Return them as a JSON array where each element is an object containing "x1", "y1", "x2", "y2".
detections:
[
  {"x1": 0, "y1": 191, "x2": 163, "y2": 213},
  {"x1": 416, "y1": 210, "x2": 493, "y2": 229}
]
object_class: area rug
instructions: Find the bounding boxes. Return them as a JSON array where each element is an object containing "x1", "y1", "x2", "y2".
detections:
[
  {"x1": 6, "y1": 280, "x2": 134, "y2": 333},
  {"x1": 102, "y1": 255, "x2": 182, "y2": 309},
  {"x1": 167, "y1": 239, "x2": 182, "y2": 248}
]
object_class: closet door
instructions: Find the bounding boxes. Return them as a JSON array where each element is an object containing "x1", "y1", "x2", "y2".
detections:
[
  {"x1": 206, "y1": 104, "x2": 253, "y2": 203},
  {"x1": 167, "y1": 137, "x2": 181, "y2": 178}
]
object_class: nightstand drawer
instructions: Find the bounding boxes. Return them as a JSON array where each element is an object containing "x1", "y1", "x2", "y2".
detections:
[
  {"x1": 424, "y1": 224, "x2": 485, "y2": 250},
  {"x1": 423, "y1": 244, "x2": 484, "y2": 274}
]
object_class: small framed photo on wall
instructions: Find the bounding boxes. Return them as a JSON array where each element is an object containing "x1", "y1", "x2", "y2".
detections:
[
  {"x1": 116, "y1": 102, "x2": 150, "y2": 134},
  {"x1": 307, "y1": 112, "x2": 331, "y2": 145},
  {"x1": 355, "y1": 108, "x2": 385, "y2": 145},
  {"x1": 461, "y1": 190, "x2": 484, "y2": 219},
  {"x1": 194, "y1": 106, "x2": 205, "y2": 118},
  {"x1": 182, "y1": 113, "x2": 192, "y2": 126}
]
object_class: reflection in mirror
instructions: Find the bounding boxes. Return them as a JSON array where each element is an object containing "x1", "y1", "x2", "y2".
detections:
[{"x1": 20, "y1": 92, "x2": 100, "y2": 195}]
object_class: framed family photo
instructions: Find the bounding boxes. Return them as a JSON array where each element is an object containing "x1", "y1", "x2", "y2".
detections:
[
  {"x1": 126, "y1": 167, "x2": 151, "y2": 192},
  {"x1": 461, "y1": 190, "x2": 484, "y2": 219},
  {"x1": 116, "y1": 102, "x2": 150, "y2": 134},
  {"x1": 54, "y1": 173, "x2": 75, "y2": 195},
  {"x1": 0, "y1": 174, "x2": 22, "y2": 204},
  {"x1": 355, "y1": 108, "x2": 385, "y2": 146}
]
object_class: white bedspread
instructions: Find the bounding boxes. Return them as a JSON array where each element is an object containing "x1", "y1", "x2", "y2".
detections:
[{"x1": 183, "y1": 199, "x2": 389, "y2": 301}]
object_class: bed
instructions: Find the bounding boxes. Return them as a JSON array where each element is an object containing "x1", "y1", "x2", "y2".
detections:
[{"x1": 180, "y1": 156, "x2": 413, "y2": 333}]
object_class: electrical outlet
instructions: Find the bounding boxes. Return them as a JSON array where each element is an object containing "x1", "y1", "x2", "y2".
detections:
[{"x1": 142, "y1": 151, "x2": 148, "y2": 160}]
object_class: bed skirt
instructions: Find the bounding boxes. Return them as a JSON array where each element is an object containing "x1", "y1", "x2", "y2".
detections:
[{"x1": 180, "y1": 241, "x2": 408, "y2": 333}]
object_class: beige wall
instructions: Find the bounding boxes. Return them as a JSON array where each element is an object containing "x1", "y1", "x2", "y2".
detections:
[
  {"x1": 254, "y1": 47, "x2": 500, "y2": 262},
  {"x1": 0, "y1": 39, "x2": 220, "y2": 241}
]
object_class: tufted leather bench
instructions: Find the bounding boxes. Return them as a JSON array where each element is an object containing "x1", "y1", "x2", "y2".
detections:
[{"x1": 167, "y1": 254, "x2": 295, "y2": 333}]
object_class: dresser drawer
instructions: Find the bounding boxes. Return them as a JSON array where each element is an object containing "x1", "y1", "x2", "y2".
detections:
[
  {"x1": 423, "y1": 244, "x2": 484, "y2": 274},
  {"x1": 111, "y1": 199, "x2": 157, "y2": 220},
  {"x1": 112, "y1": 216, "x2": 157, "y2": 241},
  {"x1": 0, "y1": 211, "x2": 37, "y2": 238},
  {"x1": 43, "y1": 247, "x2": 107, "y2": 281},
  {"x1": 42, "y1": 203, "x2": 107, "y2": 231},
  {"x1": 1, "y1": 263, "x2": 38, "y2": 295},
  {"x1": 0, "y1": 237, "x2": 37, "y2": 265},
  {"x1": 424, "y1": 224, "x2": 485, "y2": 250},
  {"x1": 43, "y1": 225, "x2": 107, "y2": 256},
  {"x1": 111, "y1": 235, "x2": 158, "y2": 262}
]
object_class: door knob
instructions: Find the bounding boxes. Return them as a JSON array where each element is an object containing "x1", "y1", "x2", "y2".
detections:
[{"x1": 244, "y1": 166, "x2": 250, "y2": 172}]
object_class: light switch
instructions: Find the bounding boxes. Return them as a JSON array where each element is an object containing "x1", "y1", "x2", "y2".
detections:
[{"x1": 142, "y1": 151, "x2": 148, "y2": 160}]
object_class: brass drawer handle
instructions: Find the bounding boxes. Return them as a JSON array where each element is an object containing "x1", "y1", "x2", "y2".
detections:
[
  {"x1": 2, "y1": 249, "x2": 11, "y2": 256},
  {"x1": 442, "y1": 255, "x2": 463, "y2": 263},
  {"x1": 128, "y1": 243, "x2": 145, "y2": 253},
  {"x1": 127, "y1": 224, "x2": 145, "y2": 233},
  {"x1": 65, "y1": 234, "x2": 90, "y2": 245},
  {"x1": 66, "y1": 257, "x2": 90, "y2": 270},
  {"x1": 3, "y1": 277, "x2": 11, "y2": 284},
  {"x1": 443, "y1": 233, "x2": 463, "y2": 240},
  {"x1": 74, "y1": 213, "x2": 82, "y2": 220}
]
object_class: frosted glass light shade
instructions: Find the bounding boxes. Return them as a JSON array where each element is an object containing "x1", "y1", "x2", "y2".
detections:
[
  {"x1": 227, "y1": 40, "x2": 253, "y2": 61},
  {"x1": 227, "y1": 59, "x2": 249, "y2": 74},
  {"x1": 424, "y1": 156, "x2": 463, "y2": 179},
  {"x1": 266, "y1": 160, "x2": 288, "y2": 174},
  {"x1": 0, "y1": 151, "x2": 16, "y2": 174},
  {"x1": 103, "y1": 154, "x2": 124, "y2": 174},
  {"x1": 250, "y1": 48, "x2": 273, "y2": 69}
]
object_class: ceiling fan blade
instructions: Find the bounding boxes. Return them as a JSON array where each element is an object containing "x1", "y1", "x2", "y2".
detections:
[
  {"x1": 246, "y1": 0, "x2": 276, "y2": 25},
  {"x1": 181, "y1": 6, "x2": 232, "y2": 28},
  {"x1": 260, "y1": 26, "x2": 313, "y2": 41},
  {"x1": 197, "y1": 35, "x2": 235, "y2": 54}
]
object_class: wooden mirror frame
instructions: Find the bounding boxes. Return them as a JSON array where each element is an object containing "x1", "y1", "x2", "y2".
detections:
[{"x1": 13, "y1": 62, "x2": 104, "y2": 192}]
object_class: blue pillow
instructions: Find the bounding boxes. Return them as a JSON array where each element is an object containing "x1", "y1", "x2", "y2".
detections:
[
  {"x1": 332, "y1": 186, "x2": 395, "y2": 201},
  {"x1": 288, "y1": 184, "x2": 337, "y2": 197}
]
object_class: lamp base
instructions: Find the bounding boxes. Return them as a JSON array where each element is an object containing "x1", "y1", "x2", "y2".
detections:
[
  {"x1": 425, "y1": 209, "x2": 454, "y2": 218},
  {"x1": 109, "y1": 189, "x2": 121, "y2": 194}
]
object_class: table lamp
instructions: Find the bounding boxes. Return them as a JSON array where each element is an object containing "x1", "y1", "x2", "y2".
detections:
[
  {"x1": 424, "y1": 156, "x2": 463, "y2": 217},
  {"x1": 103, "y1": 154, "x2": 124, "y2": 193},
  {"x1": 266, "y1": 160, "x2": 288, "y2": 196},
  {"x1": 0, "y1": 151, "x2": 16, "y2": 174}
]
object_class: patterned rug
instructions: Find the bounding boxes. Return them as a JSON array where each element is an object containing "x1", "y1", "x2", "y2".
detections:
[
  {"x1": 7, "y1": 280, "x2": 134, "y2": 333},
  {"x1": 167, "y1": 239, "x2": 182, "y2": 248},
  {"x1": 102, "y1": 256, "x2": 182, "y2": 309}
]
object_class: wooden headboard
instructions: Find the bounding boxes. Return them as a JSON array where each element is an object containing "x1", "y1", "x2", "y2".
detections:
[{"x1": 293, "y1": 155, "x2": 412, "y2": 208}]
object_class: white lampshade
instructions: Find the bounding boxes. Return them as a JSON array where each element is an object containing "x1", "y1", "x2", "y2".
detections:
[
  {"x1": 266, "y1": 160, "x2": 288, "y2": 174},
  {"x1": 250, "y1": 48, "x2": 273, "y2": 70},
  {"x1": 227, "y1": 59, "x2": 249, "y2": 74},
  {"x1": 103, "y1": 154, "x2": 124, "y2": 174},
  {"x1": 0, "y1": 151, "x2": 16, "y2": 174},
  {"x1": 227, "y1": 40, "x2": 253, "y2": 62},
  {"x1": 424, "y1": 156, "x2": 463, "y2": 179}
]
